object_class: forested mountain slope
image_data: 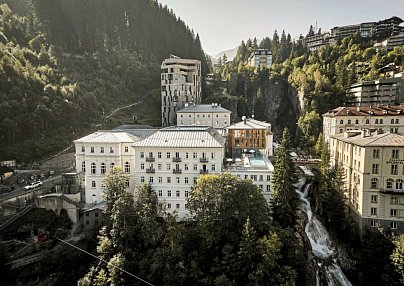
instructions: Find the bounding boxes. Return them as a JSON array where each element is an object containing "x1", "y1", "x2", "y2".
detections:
[{"x1": 0, "y1": 0, "x2": 208, "y2": 161}]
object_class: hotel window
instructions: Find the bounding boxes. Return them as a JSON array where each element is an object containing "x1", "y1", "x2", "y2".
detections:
[
  {"x1": 158, "y1": 164, "x2": 162, "y2": 171},
  {"x1": 186, "y1": 152, "x2": 189, "y2": 158},
  {"x1": 391, "y1": 119, "x2": 395, "y2": 124},
  {"x1": 185, "y1": 177, "x2": 189, "y2": 184},
  {"x1": 387, "y1": 179, "x2": 394, "y2": 189},
  {"x1": 375, "y1": 119, "x2": 379, "y2": 124},
  {"x1": 211, "y1": 153, "x2": 214, "y2": 159},
  {"x1": 176, "y1": 190, "x2": 180, "y2": 197},
  {"x1": 193, "y1": 177, "x2": 197, "y2": 184},
  {"x1": 348, "y1": 120, "x2": 351, "y2": 124},
  {"x1": 158, "y1": 152, "x2": 162, "y2": 158},
  {"x1": 124, "y1": 162, "x2": 130, "y2": 173},
  {"x1": 167, "y1": 190, "x2": 171, "y2": 197},
  {"x1": 267, "y1": 185, "x2": 271, "y2": 192},
  {"x1": 366, "y1": 119, "x2": 370, "y2": 124},
  {"x1": 166, "y1": 152, "x2": 171, "y2": 159},
  {"x1": 371, "y1": 207, "x2": 377, "y2": 216},
  {"x1": 267, "y1": 175, "x2": 271, "y2": 181},
  {"x1": 372, "y1": 164, "x2": 379, "y2": 174},
  {"x1": 176, "y1": 177, "x2": 180, "y2": 184},
  {"x1": 149, "y1": 152, "x2": 153, "y2": 158},
  {"x1": 140, "y1": 176, "x2": 145, "y2": 183},
  {"x1": 396, "y1": 119, "x2": 399, "y2": 124},
  {"x1": 211, "y1": 164, "x2": 216, "y2": 171},
  {"x1": 125, "y1": 180, "x2": 130, "y2": 188},
  {"x1": 193, "y1": 164, "x2": 198, "y2": 171},
  {"x1": 373, "y1": 149, "x2": 379, "y2": 158},
  {"x1": 392, "y1": 149, "x2": 399, "y2": 159},
  {"x1": 259, "y1": 175, "x2": 264, "y2": 181},
  {"x1": 185, "y1": 190, "x2": 189, "y2": 197},
  {"x1": 91, "y1": 163, "x2": 96, "y2": 174},
  {"x1": 185, "y1": 164, "x2": 188, "y2": 171},
  {"x1": 340, "y1": 120, "x2": 343, "y2": 124},
  {"x1": 90, "y1": 147, "x2": 94, "y2": 153},
  {"x1": 81, "y1": 146, "x2": 85, "y2": 152},
  {"x1": 101, "y1": 163, "x2": 106, "y2": 174},
  {"x1": 100, "y1": 147, "x2": 104, "y2": 153},
  {"x1": 125, "y1": 146, "x2": 129, "y2": 152},
  {"x1": 380, "y1": 119, "x2": 383, "y2": 124},
  {"x1": 149, "y1": 177, "x2": 153, "y2": 184},
  {"x1": 82, "y1": 162, "x2": 86, "y2": 173},
  {"x1": 158, "y1": 190, "x2": 162, "y2": 197},
  {"x1": 166, "y1": 164, "x2": 171, "y2": 170},
  {"x1": 140, "y1": 163, "x2": 145, "y2": 170},
  {"x1": 193, "y1": 152, "x2": 197, "y2": 159},
  {"x1": 158, "y1": 177, "x2": 162, "y2": 183},
  {"x1": 391, "y1": 222, "x2": 397, "y2": 230},
  {"x1": 176, "y1": 204, "x2": 180, "y2": 209},
  {"x1": 110, "y1": 147, "x2": 114, "y2": 153},
  {"x1": 370, "y1": 178, "x2": 378, "y2": 189},
  {"x1": 355, "y1": 119, "x2": 359, "y2": 124},
  {"x1": 391, "y1": 209, "x2": 398, "y2": 217},
  {"x1": 391, "y1": 196, "x2": 398, "y2": 205},
  {"x1": 391, "y1": 164, "x2": 398, "y2": 175},
  {"x1": 167, "y1": 203, "x2": 171, "y2": 209},
  {"x1": 140, "y1": 152, "x2": 144, "y2": 158},
  {"x1": 110, "y1": 163, "x2": 115, "y2": 169},
  {"x1": 167, "y1": 177, "x2": 171, "y2": 183},
  {"x1": 371, "y1": 220, "x2": 376, "y2": 228},
  {"x1": 371, "y1": 195, "x2": 378, "y2": 203},
  {"x1": 396, "y1": 179, "x2": 403, "y2": 190}
]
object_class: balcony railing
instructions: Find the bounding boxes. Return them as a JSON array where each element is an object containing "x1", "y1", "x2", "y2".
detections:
[
  {"x1": 146, "y1": 157, "x2": 155, "y2": 162},
  {"x1": 172, "y1": 157, "x2": 182, "y2": 162},
  {"x1": 200, "y1": 170, "x2": 209, "y2": 174},
  {"x1": 380, "y1": 188, "x2": 404, "y2": 195},
  {"x1": 146, "y1": 168, "x2": 155, "y2": 173},
  {"x1": 200, "y1": 158, "x2": 209, "y2": 163},
  {"x1": 173, "y1": 169, "x2": 182, "y2": 174}
]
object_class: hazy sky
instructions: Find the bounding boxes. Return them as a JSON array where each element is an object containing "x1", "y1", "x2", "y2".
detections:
[{"x1": 158, "y1": 0, "x2": 403, "y2": 56}]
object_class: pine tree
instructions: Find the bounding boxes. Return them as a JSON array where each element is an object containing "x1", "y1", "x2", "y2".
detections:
[{"x1": 271, "y1": 128, "x2": 299, "y2": 228}]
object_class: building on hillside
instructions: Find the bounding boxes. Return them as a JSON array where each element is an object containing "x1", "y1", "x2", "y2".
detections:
[
  {"x1": 304, "y1": 33, "x2": 330, "y2": 51},
  {"x1": 323, "y1": 105, "x2": 404, "y2": 142},
  {"x1": 226, "y1": 118, "x2": 273, "y2": 158},
  {"x1": 375, "y1": 32, "x2": 404, "y2": 50},
  {"x1": 223, "y1": 151, "x2": 274, "y2": 202},
  {"x1": 161, "y1": 55, "x2": 202, "y2": 127},
  {"x1": 74, "y1": 130, "x2": 155, "y2": 204},
  {"x1": 248, "y1": 49, "x2": 272, "y2": 68},
  {"x1": 329, "y1": 130, "x2": 404, "y2": 233},
  {"x1": 345, "y1": 75, "x2": 404, "y2": 107},
  {"x1": 176, "y1": 103, "x2": 231, "y2": 135},
  {"x1": 131, "y1": 126, "x2": 225, "y2": 218},
  {"x1": 82, "y1": 202, "x2": 106, "y2": 231},
  {"x1": 37, "y1": 193, "x2": 82, "y2": 223}
]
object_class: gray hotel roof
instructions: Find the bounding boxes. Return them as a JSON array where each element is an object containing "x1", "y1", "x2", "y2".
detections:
[
  {"x1": 332, "y1": 132, "x2": 404, "y2": 147},
  {"x1": 74, "y1": 131, "x2": 142, "y2": 144},
  {"x1": 132, "y1": 126, "x2": 225, "y2": 148},
  {"x1": 177, "y1": 104, "x2": 231, "y2": 113}
]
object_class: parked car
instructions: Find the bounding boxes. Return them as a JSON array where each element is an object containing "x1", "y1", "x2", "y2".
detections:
[{"x1": 24, "y1": 181, "x2": 43, "y2": 190}]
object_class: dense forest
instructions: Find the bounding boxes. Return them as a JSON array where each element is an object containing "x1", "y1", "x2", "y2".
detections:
[{"x1": 0, "y1": 0, "x2": 208, "y2": 162}]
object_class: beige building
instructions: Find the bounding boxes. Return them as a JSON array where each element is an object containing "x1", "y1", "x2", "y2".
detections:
[
  {"x1": 132, "y1": 126, "x2": 225, "y2": 219},
  {"x1": 248, "y1": 49, "x2": 272, "y2": 68},
  {"x1": 323, "y1": 105, "x2": 404, "y2": 142},
  {"x1": 176, "y1": 103, "x2": 231, "y2": 135},
  {"x1": 161, "y1": 55, "x2": 201, "y2": 127},
  {"x1": 305, "y1": 33, "x2": 330, "y2": 51},
  {"x1": 330, "y1": 130, "x2": 404, "y2": 232}
]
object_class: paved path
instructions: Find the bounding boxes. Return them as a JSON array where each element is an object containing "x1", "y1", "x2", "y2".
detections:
[{"x1": 105, "y1": 101, "x2": 142, "y2": 119}]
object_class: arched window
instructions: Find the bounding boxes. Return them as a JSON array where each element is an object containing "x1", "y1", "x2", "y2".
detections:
[
  {"x1": 366, "y1": 119, "x2": 370, "y2": 124},
  {"x1": 380, "y1": 119, "x2": 383, "y2": 124},
  {"x1": 355, "y1": 119, "x2": 359, "y2": 124},
  {"x1": 124, "y1": 162, "x2": 130, "y2": 173},
  {"x1": 396, "y1": 119, "x2": 399, "y2": 124},
  {"x1": 391, "y1": 119, "x2": 395, "y2": 124},
  {"x1": 91, "y1": 163, "x2": 96, "y2": 174},
  {"x1": 110, "y1": 162, "x2": 115, "y2": 169},
  {"x1": 371, "y1": 178, "x2": 378, "y2": 189},
  {"x1": 100, "y1": 163, "x2": 106, "y2": 174},
  {"x1": 340, "y1": 120, "x2": 343, "y2": 124},
  {"x1": 348, "y1": 120, "x2": 351, "y2": 124},
  {"x1": 386, "y1": 178, "x2": 394, "y2": 189},
  {"x1": 375, "y1": 119, "x2": 379, "y2": 124},
  {"x1": 82, "y1": 162, "x2": 86, "y2": 173},
  {"x1": 396, "y1": 179, "x2": 403, "y2": 190}
]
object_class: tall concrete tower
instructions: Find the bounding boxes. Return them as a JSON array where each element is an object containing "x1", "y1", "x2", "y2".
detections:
[{"x1": 161, "y1": 55, "x2": 201, "y2": 127}]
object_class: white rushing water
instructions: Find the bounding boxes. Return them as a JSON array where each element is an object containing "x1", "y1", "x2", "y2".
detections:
[{"x1": 297, "y1": 183, "x2": 352, "y2": 286}]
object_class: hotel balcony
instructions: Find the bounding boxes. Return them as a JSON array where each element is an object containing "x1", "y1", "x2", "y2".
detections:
[
  {"x1": 173, "y1": 169, "x2": 182, "y2": 174},
  {"x1": 200, "y1": 170, "x2": 209, "y2": 174},
  {"x1": 200, "y1": 158, "x2": 209, "y2": 163},
  {"x1": 146, "y1": 157, "x2": 155, "y2": 162},
  {"x1": 172, "y1": 157, "x2": 182, "y2": 162},
  {"x1": 146, "y1": 168, "x2": 155, "y2": 173},
  {"x1": 380, "y1": 188, "x2": 404, "y2": 195}
]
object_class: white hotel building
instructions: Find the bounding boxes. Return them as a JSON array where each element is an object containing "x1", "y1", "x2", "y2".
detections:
[{"x1": 132, "y1": 126, "x2": 225, "y2": 218}]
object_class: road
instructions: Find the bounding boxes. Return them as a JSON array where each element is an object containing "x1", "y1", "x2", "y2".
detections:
[{"x1": 104, "y1": 100, "x2": 142, "y2": 119}]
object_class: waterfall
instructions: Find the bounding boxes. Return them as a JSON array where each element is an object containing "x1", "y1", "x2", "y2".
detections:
[{"x1": 297, "y1": 183, "x2": 352, "y2": 286}]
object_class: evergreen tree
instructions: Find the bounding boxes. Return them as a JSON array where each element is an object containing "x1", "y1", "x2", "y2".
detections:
[{"x1": 271, "y1": 128, "x2": 299, "y2": 228}]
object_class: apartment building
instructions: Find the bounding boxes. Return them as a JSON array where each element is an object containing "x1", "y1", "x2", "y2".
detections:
[
  {"x1": 226, "y1": 118, "x2": 273, "y2": 157},
  {"x1": 248, "y1": 49, "x2": 272, "y2": 68},
  {"x1": 329, "y1": 130, "x2": 404, "y2": 232},
  {"x1": 375, "y1": 32, "x2": 404, "y2": 50},
  {"x1": 305, "y1": 33, "x2": 330, "y2": 51},
  {"x1": 132, "y1": 126, "x2": 225, "y2": 218},
  {"x1": 323, "y1": 105, "x2": 404, "y2": 142},
  {"x1": 74, "y1": 130, "x2": 153, "y2": 204},
  {"x1": 345, "y1": 75, "x2": 404, "y2": 107},
  {"x1": 176, "y1": 103, "x2": 231, "y2": 135},
  {"x1": 161, "y1": 55, "x2": 201, "y2": 127}
]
